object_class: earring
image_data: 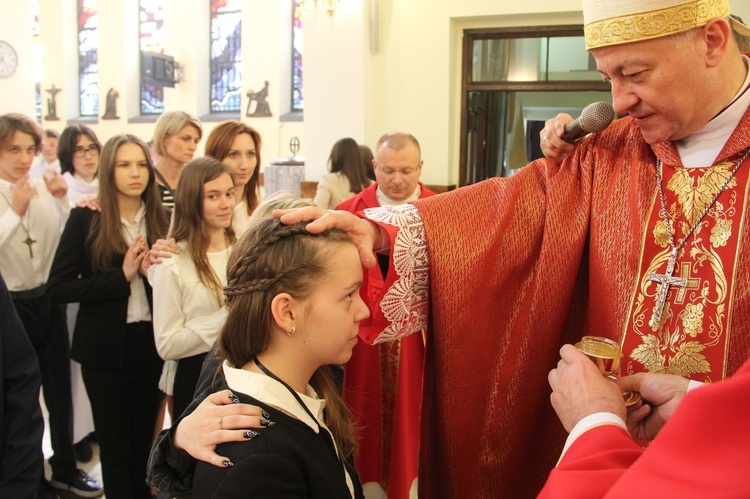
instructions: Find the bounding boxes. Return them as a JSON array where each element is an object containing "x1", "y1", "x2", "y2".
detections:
[{"x1": 287, "y1": 326, "x2": 296, "y2": 337}]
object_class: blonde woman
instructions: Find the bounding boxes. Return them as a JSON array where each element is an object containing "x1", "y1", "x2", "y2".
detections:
[{"x1": 152, "y1": 111, "x2": 202, "y2": 213}]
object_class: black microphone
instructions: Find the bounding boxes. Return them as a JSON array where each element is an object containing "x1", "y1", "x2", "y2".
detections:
[{"x1": 562, "y1": 101, "x2": 615, "y2": 143}]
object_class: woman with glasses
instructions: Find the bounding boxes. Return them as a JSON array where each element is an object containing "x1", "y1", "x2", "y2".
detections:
[
  {"x1": 58, "y1": 125, "x2": 101, "y2": 207},
  {"x1": 55, "y1": 124, "x2": 103, "y2": 464}
]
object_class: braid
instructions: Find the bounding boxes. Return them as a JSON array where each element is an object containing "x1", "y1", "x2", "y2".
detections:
[
  {"x1": 218, "y1": 216, "x2": 358, "y2": 465},
  {"x1": 224, "y1": 262, "x2": 309, "y2": 304},
  {"x1": 223, "y1": 224, "x2": 319, "y2": 304}
]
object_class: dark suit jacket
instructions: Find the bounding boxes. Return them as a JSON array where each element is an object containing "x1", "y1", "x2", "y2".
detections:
[
  {"x1": 47, "y1": 207, "x2": 154, "y2": 368},
  {"x1": 192, "y1": 392, "x2": 364, "y2": 499},
  {"x1": 0, "y1": 274, "x2": 43, "y2": 498},
  {"x1": 147, "y1": 348, "x2": 346, "y2": 498}
]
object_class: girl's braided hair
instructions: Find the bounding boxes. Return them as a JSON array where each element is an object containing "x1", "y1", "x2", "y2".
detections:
[{"x1": 218, "y1": 217, "x2": 358, "y2": 458}]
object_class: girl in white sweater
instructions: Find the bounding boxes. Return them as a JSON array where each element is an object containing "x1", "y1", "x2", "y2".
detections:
[{"x1": 150, "y1": 157, "x2": 237, "y2": 418}]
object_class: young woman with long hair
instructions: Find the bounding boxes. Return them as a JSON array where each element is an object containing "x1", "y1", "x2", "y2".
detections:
[
  {"x1": 190, "y1": 218, "x2": 368, "y2": 498},
  {"x1": 150, "y1": 157, "x2": 237, "y2": 419},
  {"x1": 204, "y1": 120, "x2": 262, "y2": 235},
  {"x1": 48, "y1": 134, "x2": 168, "y2": 499},
  {"x1": 314, "y1": 137, "x2": 372, "y2": 209}
]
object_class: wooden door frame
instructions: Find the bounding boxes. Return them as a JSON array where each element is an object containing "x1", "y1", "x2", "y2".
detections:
[{"x1": 458, "y1": 25, "x2": 610, "y2": 186}]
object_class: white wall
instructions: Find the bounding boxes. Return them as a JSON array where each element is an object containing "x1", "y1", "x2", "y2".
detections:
[
  {"x1": 0, "y1": 0, "x2": 36, "y2": 117},
  {"x1": 2, "y1": 0, "x2": 750, "y2": 186}
]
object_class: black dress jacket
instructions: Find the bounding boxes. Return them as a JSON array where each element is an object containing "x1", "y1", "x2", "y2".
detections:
[
  {"x1": 47, "y1": 207, "x2": 154, "y2": 368},
  {"x1": 192, "y1": 390, "x2": 364, "y2": 499}
]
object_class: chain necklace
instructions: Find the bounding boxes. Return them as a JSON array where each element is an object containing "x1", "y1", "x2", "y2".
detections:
[
  {"x1": 0, "y1": 188, "x2": 36, "y2": 258},
  {"x1": 647, "y1": 149, "x2": 750, "y2": 325}
]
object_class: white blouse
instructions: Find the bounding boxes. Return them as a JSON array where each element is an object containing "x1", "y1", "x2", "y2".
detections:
[{"x1": 149, "y1": 242, "x2": 229, "y2": 360}]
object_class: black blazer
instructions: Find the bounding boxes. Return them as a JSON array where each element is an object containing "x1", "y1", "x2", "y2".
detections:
[
  {"x1": 47, "y1": 207, "x2": 154, "y2": 368},
  {"x1": 192, "y1": 391, "x2": 364, "y2": 499},
  {"x1": 0, "y1": 275, "x2": 44, "y2": 498}
]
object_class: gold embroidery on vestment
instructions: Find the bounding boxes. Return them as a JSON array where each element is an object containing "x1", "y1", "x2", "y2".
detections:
[{"x1": 630, "y1": 161, "x2": 740, "y2": 377}]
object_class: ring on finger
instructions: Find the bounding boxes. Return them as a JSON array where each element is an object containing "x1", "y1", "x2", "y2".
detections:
[{"x1": 218, "y1": 416, "x2": 224, "y2": 429}]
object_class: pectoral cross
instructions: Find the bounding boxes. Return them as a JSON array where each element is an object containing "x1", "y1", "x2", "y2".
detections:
[
  {"x1": 648, "y1": 248, "x2": 686, "y2": 325},
  {"x1": 22, "y1": 234, "x2": 36, "y2": 258}
]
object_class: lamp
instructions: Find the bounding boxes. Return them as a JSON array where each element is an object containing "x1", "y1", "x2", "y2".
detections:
[{"x1": 302, "y1": 0, "x2": 340, "y2": 15}]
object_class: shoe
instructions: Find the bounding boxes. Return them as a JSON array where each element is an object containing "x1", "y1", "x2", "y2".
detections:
[
  {"x1": 49, "y1": 469, "x2": 103, "y2": 498},
  {"x1": 37, "y1": 478, "x2": 60, "y2": 499},
  {"x1": 74, "y1": 436, "x2": 93, "y2": 462}
]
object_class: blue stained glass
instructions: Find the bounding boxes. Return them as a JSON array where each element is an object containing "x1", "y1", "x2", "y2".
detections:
[
  {"x1": 140, "y1": 0, "x2": 165, "y2": 114},
  {"x1": 210, "y1": 3, "x2": 242, "y2": 113},
  {"x1": 292, "y1": 1, "x2": 304, "y2": 111},
  {"x1": 78, "y1": 0, "x2": 98, "y2": 117}
]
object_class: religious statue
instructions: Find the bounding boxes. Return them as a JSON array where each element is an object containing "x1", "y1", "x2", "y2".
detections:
[
  {"x1": 44, "y1": 84, "x2": 61, "y2": 121},
  {"x1": 245, "y1": 81, "x2": 272, "y2": 117},
  {"x1": 102, "y1": 88, "x2": 120, "y2": 120}
]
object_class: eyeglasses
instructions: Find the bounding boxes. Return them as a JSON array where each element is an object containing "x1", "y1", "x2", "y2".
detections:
[{"x1": 73, "y1": 145, "x2": 100, "y2": 158}]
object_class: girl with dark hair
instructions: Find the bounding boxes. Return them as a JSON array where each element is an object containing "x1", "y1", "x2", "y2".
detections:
[
  {"x1": 314, "y1": 137, "x2": 372, "y2": 209},
  {"x1": 48, "y1": 134, "x2": 168, "y2": 499},
  {"x1": 204, "y1": 120, "x2": 262, "y2": 235},
  {"x1": 150, "y1": 157, "x2": 237, "y2": 419},
  {"x1": 56, "y1": 123, "x2": 103, "y2": 462},
  {"x1": 57, "y1": 124, "x2": 101, "y2": 207},
  {"x1": 191, "y1": 218, "x2": 368, "y2": 498}
]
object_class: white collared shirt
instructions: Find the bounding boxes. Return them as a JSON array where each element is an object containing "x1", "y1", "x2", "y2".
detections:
[
  {"x1": 0, "y1": 177, "x2": 69, "y2": 291},
  {"x1": 122, "y1": 204, "x2": 151, "y2": 323},
  {"x1": 223, "y1": 361, "x2": 356, "y2": 498}
]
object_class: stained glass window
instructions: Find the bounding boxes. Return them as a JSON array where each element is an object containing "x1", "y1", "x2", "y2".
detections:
[
  {"x1": 30, "y1": 0, "x2": 41, "y2": 122},
  {"x1": 292, "y1": 1, "x2": 304, "y2": 111},
  {"x1": 210, "y1": 0, "x2": 242, "y2": 113},
  {"x1": 78, "y1": 0, "x2": 99, "y2": 117},
  {"x1": 140, "y1": 0, "x2": 166, "y2": 114}
]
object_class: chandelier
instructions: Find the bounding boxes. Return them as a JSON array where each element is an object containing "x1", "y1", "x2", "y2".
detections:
[{"x1": 302, "y1": 0, "x2": 341, "y2": 15}]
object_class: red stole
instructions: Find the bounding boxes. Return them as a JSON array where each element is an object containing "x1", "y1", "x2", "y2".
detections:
[{"x1": 622, "y1": 152, "x2": 750, "y2": 381}]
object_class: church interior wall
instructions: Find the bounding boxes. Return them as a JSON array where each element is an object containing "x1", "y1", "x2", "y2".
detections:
[{"x1": 1, "y1": 0, "x2": 749, "y2": 187}]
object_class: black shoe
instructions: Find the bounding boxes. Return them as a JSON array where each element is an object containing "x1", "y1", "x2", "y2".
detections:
[
  {"x1": 49, "y1": 469, "x2": 103, "y2": 498},
  {"x1": 37, "y1": 478, "x2": 60, "y2": 499},
  {"x1": 74, "y1": 436, "x2": 93, "y2": 463}
]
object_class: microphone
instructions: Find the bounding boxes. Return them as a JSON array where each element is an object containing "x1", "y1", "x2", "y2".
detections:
[{"x1": 562, "y1": 101, "x2": 615, "y2": 143}]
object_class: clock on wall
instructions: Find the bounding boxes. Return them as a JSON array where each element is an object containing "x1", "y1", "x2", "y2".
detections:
[{"x1": 0, "y1": 41, "x2": 18, "y2": 78}]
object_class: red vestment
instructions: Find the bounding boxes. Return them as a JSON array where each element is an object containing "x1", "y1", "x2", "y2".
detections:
[
  {"x1": 336, "y1": 182, "x2": 436, "y2": 499},
  {"x1": 361, "y1": 109, "x2": 750, "y2": 498},
  {"x1": 538, "y1": 357, "x2": 750, "y2": 498}
]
